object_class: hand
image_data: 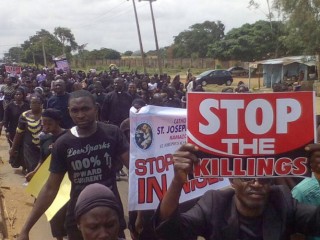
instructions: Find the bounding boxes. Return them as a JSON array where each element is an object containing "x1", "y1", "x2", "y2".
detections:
[{"x1": 173, "y1": 143, "x2": 199, "y2": 184}]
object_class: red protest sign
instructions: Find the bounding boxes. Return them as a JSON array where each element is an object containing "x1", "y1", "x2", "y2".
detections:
[
  {"x1": 5, "y1": 65, "x2": 22, "y2": 75},
  {"x1": 187, "y1": 92, "x2": 316, "y2": 178}
]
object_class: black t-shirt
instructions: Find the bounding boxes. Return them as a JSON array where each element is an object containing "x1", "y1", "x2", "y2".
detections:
[
  {"x1": 50, "y1": 122, "x2": 129, "y2": 227},
  {"x1": 238, "y1": 214, "x2": 263, "y2": 240}
]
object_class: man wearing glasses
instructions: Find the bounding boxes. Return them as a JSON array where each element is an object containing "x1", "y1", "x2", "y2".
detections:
[{"x1": 154, "y1": 144, "x2": 320, "y2": 240}]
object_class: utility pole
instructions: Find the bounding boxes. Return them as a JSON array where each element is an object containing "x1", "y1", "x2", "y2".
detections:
[
  {"x1": 140, "y1": 0, "x2": 162, "y2": 74},
  {"x1": 42, "y1": 37, "x2": 47, "y2": 66},
  {"x1": 129, "y1": 0, "x2": 147, "y2": 74},
  {"x1": 30, "y1": 42, "x2": 36, "y2": 65}
]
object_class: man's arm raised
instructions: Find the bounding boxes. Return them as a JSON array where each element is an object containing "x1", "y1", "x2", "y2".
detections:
[
  {"x1": 159, "y1": 143, "x2": 199, "y2": 221},
  {"x1": 18, "y1": 172, "x2": 64, "y2": 240}
]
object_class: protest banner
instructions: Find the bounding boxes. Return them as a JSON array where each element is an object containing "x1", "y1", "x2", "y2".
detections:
[
  {"x1": 128, "y1": 105, "x2": 230, "y2": 211},
  {"x1": 54, "y1": 58, "x2": 70, "y2": 73},
  {"x1": 26, "y1": 155, "x2": 71, "y2": 221},
  {"x1": 5, "y1": 65, "x2": 22, "y2": 76},
  {"x1": 187, "y1": 92, "x2": 316, "y2": 178}
]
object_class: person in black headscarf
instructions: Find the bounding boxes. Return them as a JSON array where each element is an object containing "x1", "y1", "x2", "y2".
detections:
[{"x1": 75, "y1": 183, "x2": 122, "y2": 240}]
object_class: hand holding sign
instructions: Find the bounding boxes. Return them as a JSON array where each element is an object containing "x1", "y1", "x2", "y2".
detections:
[{"x1": 173, "y1": 144, "x2": 199, "y2": 184}]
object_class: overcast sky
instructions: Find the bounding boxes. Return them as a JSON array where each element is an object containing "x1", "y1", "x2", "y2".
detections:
[{"x1": 0, "y1": 0, "x2": 271, "y2": 58}]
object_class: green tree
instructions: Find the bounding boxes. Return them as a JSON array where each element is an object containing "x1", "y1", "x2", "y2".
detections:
[
  {"x1": 101, "y1": 48, "x2": 121, "y2": 60},
  {"x1": 6, "y1": 47, "x2": 23, "y2": 63},
  {"x1": 54, "y1": 27, "x2": 78, "y2": 54},
  {"x1": 273, "y1": 0, "x2": 320, "y2": 76},
  {"x1": 172, "y1": 21, "x2": 225, "y2": 58},
  {"x1": 274, "y1": 0, "x2": 320, "y2": 54},
  {"x1": 123, "y1": 51, "x2": 133, "y2": 56},
  {"x1": 21, "y1": 29, "x2": 63, "y2": 65},
  {"x1": 208, "y1": 20, "x2": 287, "y2": 61}
]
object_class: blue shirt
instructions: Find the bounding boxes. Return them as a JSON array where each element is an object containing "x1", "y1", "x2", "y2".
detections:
[{"x1": 292, "y1": 175, "x2": 320, "y2": 240}]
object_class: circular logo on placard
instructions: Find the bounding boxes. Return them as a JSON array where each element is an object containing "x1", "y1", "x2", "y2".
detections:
[{"x1": 135, "y1": 123, "x2": 153, "y2": 150}]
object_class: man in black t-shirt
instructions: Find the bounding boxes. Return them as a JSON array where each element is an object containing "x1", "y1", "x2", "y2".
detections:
[{"x1": 18, "y1": 90, "x2": 129, "y2": 240}]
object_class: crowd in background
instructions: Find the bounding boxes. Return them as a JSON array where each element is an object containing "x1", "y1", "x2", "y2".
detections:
[
  {"x1": 1, "y1": 65, "x2": 320, "y2": 240},
  {"x1": 0, "y1": 65, "x2": 205, "y2": 172}
]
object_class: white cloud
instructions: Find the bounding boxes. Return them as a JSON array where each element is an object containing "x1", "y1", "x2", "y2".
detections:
[{"x1": 0, "y1": 0, "x2": 270, "y2": 58}]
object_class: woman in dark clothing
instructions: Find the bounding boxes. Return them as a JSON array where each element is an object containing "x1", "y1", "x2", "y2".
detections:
[
  {"x1": 2, "y1": 88, "x2": 29, "y2": 147},
  {"x1": 9, "y1": 94, "x2": 43, "y2": 173}
]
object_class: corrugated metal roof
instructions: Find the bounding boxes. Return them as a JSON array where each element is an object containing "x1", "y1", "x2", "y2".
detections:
[{"x1": 249, "y1": 56, "x2": 317, "y2": 67}]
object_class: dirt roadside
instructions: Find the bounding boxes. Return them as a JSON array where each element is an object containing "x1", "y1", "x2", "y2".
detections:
[{"x1": 0, "y1": 135, "x2": 52, "y2": 239}]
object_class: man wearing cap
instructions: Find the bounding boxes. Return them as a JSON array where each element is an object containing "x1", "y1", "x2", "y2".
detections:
[
  {"x1": 292, "y1": 144, "x2": 320, "y2": 240},
  {"x1": 18, "y1": 90, "x2": 129, "y2": 240},
  {"x1": 154, "y1": 144, "x2": 320, "y2": 240}
]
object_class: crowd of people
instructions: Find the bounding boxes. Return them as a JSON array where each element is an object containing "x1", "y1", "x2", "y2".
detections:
[{"x1": 0, "y1": 65, "x2": 320, "y2": 240}]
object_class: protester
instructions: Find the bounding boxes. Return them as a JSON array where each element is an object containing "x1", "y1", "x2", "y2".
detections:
[
  {"x1": 25, "y1": 108, "x2": 68, "y2": 240},
  {"x1": 18, "y1": 90, "x2": 129, "y2": 240},
  {"x1": 150, "y1": 93, "x2": 164, "y2": 106},
  {"x1": 163, "y1": 86, "x2": 181, "y2": 108},
  {"x1": 75, "y1": 183, "x2": 122, "y2": 240},
  {"x1": 1, "y1": 88, "x2": 29, "y2": 147},
  {"x1": 171, "y1": 74, "x2": 182, "y2": 92},
  {"x1": 47, "y1": 79, "x2": 74, "y2": 129},
  {"x1": 91, "y1": 81, "x2": 107, "y2": 107},
  {"x1": 101, "y1": 77, "x2": 133, "y2": 126},
  {"x1": 292, "y1": 144, "x2": 320, "y2": 240},
  {"x1": 10, "y1": 94, "x2": 43, "y2": 173},
  {"x1": 131, "y1": 98, "x2": 147, "y2": 111},
  {"x1": 127, "y1": 82, "x2": 140, "y2": 100},
  {"x1": 154, "y1": 143, "x2": 320, "y2": 240}
]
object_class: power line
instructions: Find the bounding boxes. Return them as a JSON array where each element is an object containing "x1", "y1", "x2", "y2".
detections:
[
  {"x1": 74, "y1": 2, "x2": 148, "y2": 29},
  {"x1": 79, "y1": 0, "x2": 127, "y2": 26}
]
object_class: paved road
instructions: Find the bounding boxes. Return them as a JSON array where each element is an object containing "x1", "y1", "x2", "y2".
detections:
[{"x1": 0, "y1": 132, "x2": 130, "y2": 239}]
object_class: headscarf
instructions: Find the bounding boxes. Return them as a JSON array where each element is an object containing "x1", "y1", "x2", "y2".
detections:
[{"x1": 75, "y1": 183, "x2": 121, "y2": 220}]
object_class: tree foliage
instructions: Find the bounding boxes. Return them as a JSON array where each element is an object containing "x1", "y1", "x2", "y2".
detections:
[
  {"x1": 21, "y1": 29, "x2": 64, "y2": 65},
  {"x1": 74, "y1": 48, "x2": 121, "y2": 62},
  {"x1": 4, "y1": 47, "x2": 23, "y2": 63},
  {"x1": 123, "y1": 51, "x2": 133, "y2": 56},
  {"x1": 172, "y1": 21, "x2": 225, "y2": 58},
  {"x1": 274, "y1": 0, "x2": 320, "y2": 54},
  {"x1": 54, "y1": 27, "x2": 78, "y2": 54},
  {"x1": 208, "y1": 20, "x2": 287, "y2": 61}
]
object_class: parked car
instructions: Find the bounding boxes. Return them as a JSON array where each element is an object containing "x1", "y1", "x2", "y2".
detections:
[
  {"x1": 195, "y1": 69, "x2": 233, "y2": 86},
  {"x1": 227, "y1": 66, "x2": 249, "y2": 76}
]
